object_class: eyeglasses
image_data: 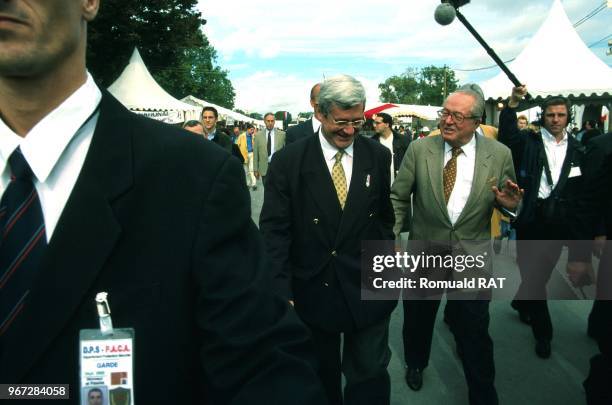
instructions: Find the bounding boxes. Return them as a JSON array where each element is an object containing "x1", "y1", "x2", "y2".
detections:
[
  {"x1": 328, "y1": 116, "x2": 366, "y2": 129},
  {"x1": 437, "y1": 109, "x2": 478, "y2": 124}
]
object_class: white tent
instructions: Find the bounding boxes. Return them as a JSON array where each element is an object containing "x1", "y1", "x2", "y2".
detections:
[
  {"x1": 109, "y1": 48, "x2": 201, "y2": 124},
  {"x1": 181, "y1": 95, "x2": 263, "y2": 127},
  {"x1": 480, "y1": 0, "x2": 612, "y2": 125}
]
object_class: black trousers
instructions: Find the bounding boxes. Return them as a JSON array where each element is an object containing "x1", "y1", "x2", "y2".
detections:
[
  {"x1": 308, "y1": 317, "x2": 391, "y2": 405},
  {"x1": 515, "y1": 219, "x2": 567, "y2": 341},
  {"x1": 584, "y1": 245, "x2": 612, "y2": 404},
  {"x1": 402, "y1": 295, "x2": 498, "y2": 405},
  {"x1": 584, "y1": 299, "x2": 612, "y2": 404}
]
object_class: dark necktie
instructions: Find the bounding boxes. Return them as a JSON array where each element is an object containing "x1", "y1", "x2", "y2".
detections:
[
  {"x1": 0, "y1": 147, "x2": 47, "y2": 336},
  {"x1": 267, "y1": 130, "x2": 272, "y2": 157},
  {"x1": 443, "y1": 147, "x2": 463, "y2": 203}
]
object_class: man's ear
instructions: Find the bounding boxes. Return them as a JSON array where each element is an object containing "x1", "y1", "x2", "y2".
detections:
[{"x1": 82, "y1": 0, "x2": 100, "y2": 22}]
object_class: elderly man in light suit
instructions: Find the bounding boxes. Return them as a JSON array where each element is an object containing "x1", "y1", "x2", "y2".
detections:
[
  {"x1": 254, "y1": 112, "x2": 286, "y2": 186},
  {"x1": 391, "y1": 89, "x2": 521, "y2": 405}
]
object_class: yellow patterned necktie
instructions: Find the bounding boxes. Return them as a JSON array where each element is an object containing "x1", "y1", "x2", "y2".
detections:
[
  {"x1": 332, "y1": 150, "x2": 347, "y2": 209},
  {"x1": 443, "y1": 147, "x2": 463, "y2": 203}
]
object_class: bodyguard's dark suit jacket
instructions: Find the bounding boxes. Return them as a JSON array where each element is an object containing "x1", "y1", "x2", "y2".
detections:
[
  {"x1": 259, "y1": 134, "x2": 397, "y2": 333},
  {"x1": 0, "y1": 93, "x2": 327, "y2": 405},
  {"x1": 286, "y1": 119, "x2": 317, "y2": 145},
  {"x1": 575, "y1": 134, "x2": 612, "y2": 299},
  {"x1": 498, "y1": 106, "x2": 587, "y2": 242},
  {"x1": 371, "y1": 131, "x2": 410, "y2": 175}
]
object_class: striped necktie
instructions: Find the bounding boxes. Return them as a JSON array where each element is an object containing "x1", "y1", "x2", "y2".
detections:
[{"x1": 0, "y1": 147, "x2": 47, "y2": 336}]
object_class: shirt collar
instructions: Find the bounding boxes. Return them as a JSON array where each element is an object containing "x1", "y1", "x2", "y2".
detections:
[
  {"x1": 0, "y1": 72, "x2": 101, "y2": 183},
  {"x1": 444, "y1": 131, "x2": 477, "y2": 159},
  {"x1": 541, "y1": 127, "x2": 567, "y2": 145},
  {"x1": 206, "y1": 130, "x2": 216, "y2": 141},
  {"x1": 318, "y1": 129, "x2": 354, "y2": 161},
  {"x1": 311, "y1": 116, "x2": 321, "y2": 133}
]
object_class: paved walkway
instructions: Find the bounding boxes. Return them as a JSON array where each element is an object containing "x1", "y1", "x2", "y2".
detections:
[{"x1": 249, "y1": 181, "x2": 597, "y2": 405}]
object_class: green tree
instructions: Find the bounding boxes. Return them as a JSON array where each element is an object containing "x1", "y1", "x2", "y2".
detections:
[
  {"x1": 378, "y1": 65, "x2": 458, "y2": 106},
  {"x1": 87, "y1": 0, "x2": 235, "y2": 108},
  {"x1": 418, "y1": 65, "x2": 458, "y2": 106},
  {"x1": 378, "y1": 68, "x2": 419, "y2": 104},
  {"x1": 249, "y1": 112, "x2": 263, "y2": 120}
]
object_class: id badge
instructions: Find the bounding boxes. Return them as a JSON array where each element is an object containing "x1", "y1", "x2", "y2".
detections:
[{"x1": 79, "y1": 293, "x2": 135, "y2": 405}]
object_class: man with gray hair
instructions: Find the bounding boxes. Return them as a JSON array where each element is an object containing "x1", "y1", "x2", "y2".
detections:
[
  {"x1": 260, "y1": 74, "x2": 397, "y2": 405},
  {"x1": 391, "y1": 88, "x2": 521, "y2": 404}
]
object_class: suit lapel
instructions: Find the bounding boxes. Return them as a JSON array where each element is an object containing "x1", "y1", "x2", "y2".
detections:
[
  {"x1": 275, "y1": 131, "x2": 284, "y2": 150},
  {"x1": 337, "y1": 137, "x2": 373, "y2": 242},
  {"x1": 0, "y1": 92, "x2": 132, "y2": 381},
  {"x1": 425, "y1": 136, "x2": 451, "y2": 223},
  {"x1": 455, "y1": 135, "x2": 492, "y2": 226},
  {"x1": 301, "y1": 137, "x2": 342, "y2": 232}
]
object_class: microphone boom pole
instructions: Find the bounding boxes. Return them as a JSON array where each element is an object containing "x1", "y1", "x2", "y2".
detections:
[
  {"x1": 437, "y1": 1, "x2": 532, "y2": 101},
  {"x1": 455, "y1": 9, "x2": 530, "y2": 99}
]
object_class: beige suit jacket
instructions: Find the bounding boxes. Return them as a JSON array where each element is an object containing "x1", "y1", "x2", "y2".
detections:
[
  {"x1": 253, "y1": 128, "x2": 286, "y2": 176},
  {"x1": 391, "y1": 134, "x2": 515, "y2": 240}
]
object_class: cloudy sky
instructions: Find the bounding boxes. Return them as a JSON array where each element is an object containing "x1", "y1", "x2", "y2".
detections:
[{"x1": 197, "y1": 0, "x2": 611, "y2": 115}]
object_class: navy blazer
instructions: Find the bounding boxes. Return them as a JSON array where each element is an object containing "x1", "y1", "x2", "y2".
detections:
[
  {"x1": 286, "y1": 119, "x2": 317, "y2": 145},
  {"x1": 498, "y1": 106, "x2": 586, "y2": 237},
  {"x1": 260, "y1": 134, "x2": 397, "y2": 332},
  {"x1": 0, "y1": 92, "x2": 327, "y2": 405}
]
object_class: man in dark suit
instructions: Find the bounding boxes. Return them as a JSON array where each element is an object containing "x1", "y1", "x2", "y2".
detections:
[
  {"x1": 499, "y1": 85, "x2": 589, "y2": 359},
  {"x1": 201, "y1": 106, "x2": 234, "y2": 152},
  {"x1": 570, "y1": 133, "x2": 612, "y2": 404},
  {"x1": 260, "y1": 74, "x2": 397, "y2": 405},
  {"x1": 286, "y1": 83, "x2": 321, "y2": 145},
  {"x1": 0, "y1": 1, "x2": 327, "y2": 404},
  {"x1": 371, "y1": 112, "x2": 410, "y2": 184}
]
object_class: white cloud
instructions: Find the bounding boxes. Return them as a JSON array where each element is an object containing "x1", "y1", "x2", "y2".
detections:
[{"x1": 197, "y1": 0, "x2": 610, "y2": 113}]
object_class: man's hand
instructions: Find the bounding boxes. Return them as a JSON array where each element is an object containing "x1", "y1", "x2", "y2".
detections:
[
  {"x1": 254, "y1": 171, "x2": 260, "y2": 179},
  {"x1": 509, "y1": 85, "x2": 528, "y2": 108},
  {"x1": 289, "y1": 300, "x2": 294, "y2": 307},
  {"x1": 492, "y1": 179, "x2": 524, "y2": 210},
  {"x1": 566, "y1": 261, "x2": 595, "y2": 287},
  {"x1": 593, "y1": 235, "x2": 606, "y2": 258}
]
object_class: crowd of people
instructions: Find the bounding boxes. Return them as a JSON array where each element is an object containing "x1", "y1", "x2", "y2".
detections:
[{"x1": 0, "y1": 1, "x2": 610, "y2": 405}]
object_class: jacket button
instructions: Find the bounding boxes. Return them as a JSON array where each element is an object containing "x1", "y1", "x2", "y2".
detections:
[
  {"x1": 369, "y1": 212, "x2": 374, "y2": 217},
  {"x1": 313, "y1": 218, "x2": 319, "y2": 224},
  {"x1": 331, "y1": 250, "x2": 337, "y2": 256},
  {"x1": 324, "y1": 282, "x2": 329, "y2": 287}
]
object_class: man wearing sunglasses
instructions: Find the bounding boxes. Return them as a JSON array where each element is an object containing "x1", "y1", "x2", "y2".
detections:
[
  {"x1": 391, "y1": 88, "x2": 520, "y2": 405},
  {"x1": 260, "y1": 74, "x2": 397, "y2": 405}
]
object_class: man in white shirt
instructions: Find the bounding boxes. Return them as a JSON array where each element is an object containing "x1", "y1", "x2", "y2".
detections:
[
  {"x1": 499, "y1": 85, "x2": 592, "y2": 360},
  {"x1": 286, "y1": 83, "x2": 322, "y2": 144},
  {"x1": 253, "y1": 112, "x2": 285, "y2": 186},
  {"x1": 260, "y1": 74, "x2": 397, "y2": 405},
  {"x1": 0, "y1": 1, "x2": 327, "y2": 403},
  {"x1": 391, "y1": 89, "x2": 520, "y2": 405}
]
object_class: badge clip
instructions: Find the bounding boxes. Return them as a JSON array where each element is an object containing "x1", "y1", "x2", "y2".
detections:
[{"x1": 95, "y1": 292, "x2": 114, "y2": 335}]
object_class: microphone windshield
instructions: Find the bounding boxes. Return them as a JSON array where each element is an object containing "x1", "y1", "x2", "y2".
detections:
[{"x1": 434, "y1": 3, "x2": 456, "y2": 26}]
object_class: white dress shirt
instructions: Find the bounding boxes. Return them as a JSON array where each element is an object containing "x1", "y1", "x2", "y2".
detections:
[
  {"x1": 379, "y1": 133, "x2": 394, "y2": 185},
  {"x1": 538, "y1": 128, "x2": 568, "y2": 199},
  {"x1": 0, "y1": 72, "x2": 101, "y2": 242},
  {"x1": 444, "y1": 134, "x2": 477, "y2": 225},
  {"x1": 319, "y1": 131, "x2": 353, "y2": 188},
  {"x1": 267, "y1": 129, "x2": 276, "y2": 162},
  {"x1": 311, "y1": 116, "x2": 321, "y2": 134}
]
